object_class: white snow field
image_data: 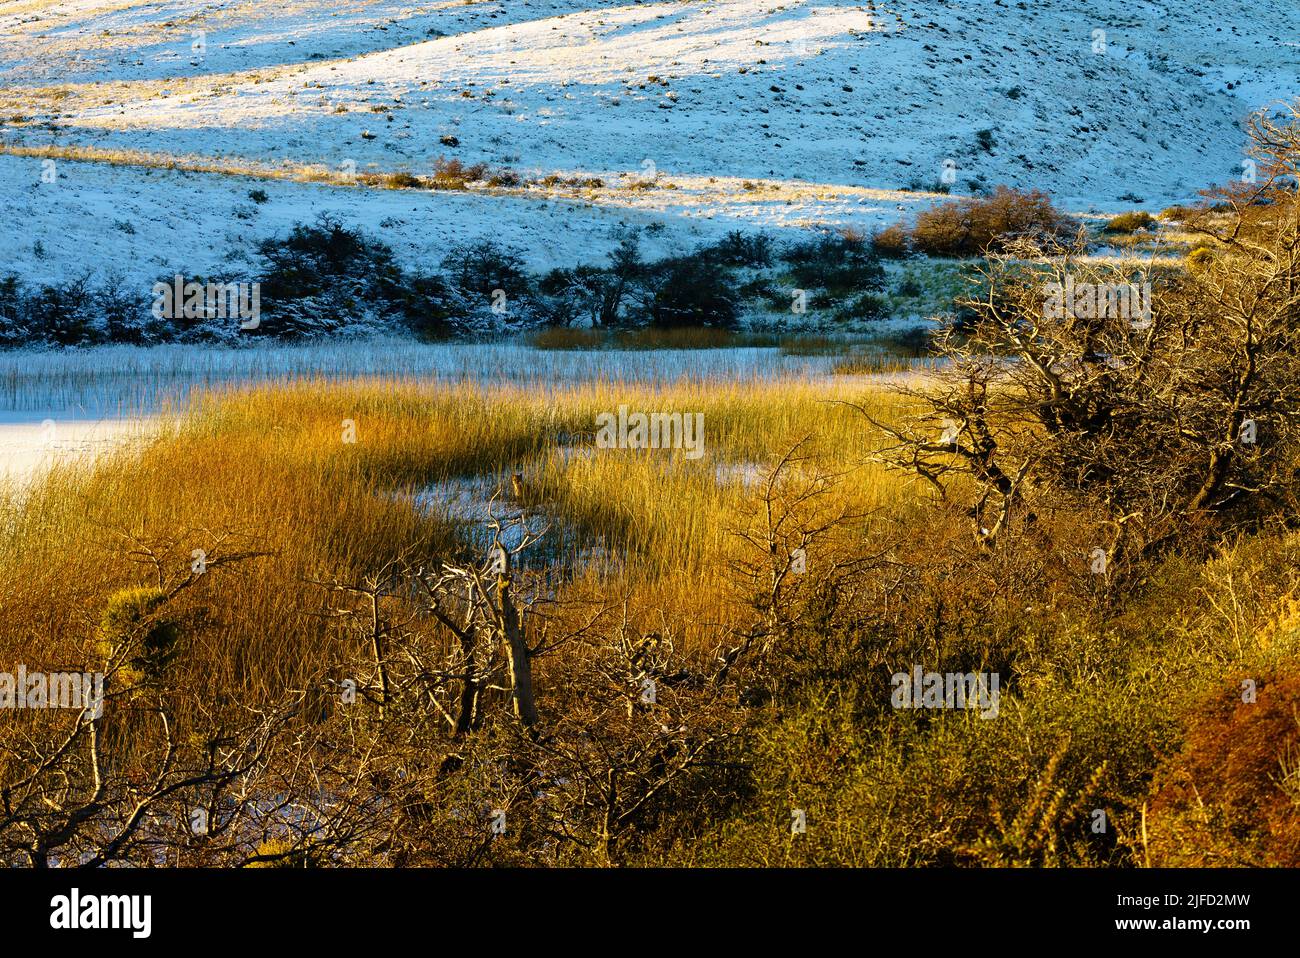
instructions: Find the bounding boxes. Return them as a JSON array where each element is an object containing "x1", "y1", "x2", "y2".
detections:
[{"x1": 1, "y1": 0, "x2": 1298, "y2": 285}]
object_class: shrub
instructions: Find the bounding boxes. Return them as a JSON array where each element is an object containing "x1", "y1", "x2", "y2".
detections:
[
  {"x1": 535, "y1": 265, "x2": 601, "y2": 328},
  {"x1": 895, "y1": 276, "x2": 923, "y2": 298},
  {"x1": 756, "y1": 284, "x2": 793, "y2": 311},
  {"x1": 259, "y1": 216, "x2": 374, "y2": 280},
  {"x1": 679, "y1": 664, "x2": 1173, "y2": 867},
  {"x1": 701, "y1": 231, "x2": 774, "y2": 268},
  {"x1": 1146, "y1": 670, "x2": 1300, "y2": 866},
  {"x1": 388, "y1": 272, "x2": 460, "y2": 339},
  {"x1": 0, "y1": 272, "x2": 160, "y2": 346},
  {"x1": 255, "y1": 215, "x2": 424, "y2": 336},
  {"x1": 904, "y1": 174, "x2": 952, "y2": 194},
  {"x1": 0, "y1": 275, "x2": 32, "y2": 345},
  {"x1": 97, "y1": 586, "x2": 180, "y2": 686},
  {"x1": 780, "y1": 231, "x2": 886, "y2": 298},
  {"x1": 737, "y1": 276, "x2": 778, "y2": 300},
  {"x1": 833, "y1": 292, "x2": 890, "y2": 323},
  {"x1": 95, "y1": 273, "x2": 152, "y2": 345},
  {"x1": 27, "y1": 275, "x2": 100, "y2": 346},
  {"x1": 1186, "y1": 246, "x2": 1216, "y2": 272},
  {"x1": 871, "y1": 223, "x2": 911, "y2": 258},
  {"x1": 1103, "y1": 210, "x2": 1157, "y2": 234},
  {"x1": 512, "y1": 233, "x2": 646, "y2": 330},
  {"x1": 381, "y1": 171, "x2": 425, "y2": 189},
  {"x1": 440, "y1": 239, "x2": 531, "y2": 302},
  {"x1": 430, "y1": 157, "x2": 488, "y2": 189},
  {"x1": 246, "y1": 836, "x2": 325, "y2": 868},
  {"x1": 875, "y1": 141, "x2": 1300, "y2": 561},
  {"x1": 643, "y1": 255, "x2": 740, "y2": 329},
  {"x1": 909, "y1": 186, "x2": 1076, "y2": 257}
]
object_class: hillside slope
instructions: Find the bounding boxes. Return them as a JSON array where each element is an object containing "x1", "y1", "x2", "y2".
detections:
[{"x1": 1, "y1": 0, "x2": 1297, "y2": 283}]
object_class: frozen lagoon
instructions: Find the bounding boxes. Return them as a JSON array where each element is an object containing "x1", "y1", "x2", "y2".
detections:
[
  {"x1": 0, "y1": 411, "x2": 160, "y2": 481},
  {"x1": 0, "y1": 337, "x2": 918, "y2": 482}
]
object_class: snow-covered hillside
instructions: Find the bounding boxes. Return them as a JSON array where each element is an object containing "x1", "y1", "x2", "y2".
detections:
[{"x1": 1, "y1": 0, "x2": 1297, "y2": 283}]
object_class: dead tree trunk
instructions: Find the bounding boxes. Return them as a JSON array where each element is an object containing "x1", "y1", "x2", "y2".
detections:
[
  {"x1": 454, "y1": 581, "x2": 481, "y2": 737},
  {"x1": 496, "y1": 547, "x2": 539, "y2": 727}
]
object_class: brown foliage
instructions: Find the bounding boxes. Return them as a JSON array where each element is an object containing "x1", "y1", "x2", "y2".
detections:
[
  {"x1": 909, "y1": 186, "x2": 1076, "y2": 257},
  {"x1": 871, "y1": 223, "x2": 911, "y2": 258},
  {"x1": 430, "y1": 156, "x2": 489, "y2": 190},
  {"x1": 1103, "y1": 211, "x2": 1157, "y2": 234},
  {"x1": 1146, "y1": 669, "x2": 1300, "y2": 866}
]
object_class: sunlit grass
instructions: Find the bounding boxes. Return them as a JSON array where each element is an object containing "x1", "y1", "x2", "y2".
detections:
[{"x1": 0, "y1": 373, "x2": 924, "y2": 698}]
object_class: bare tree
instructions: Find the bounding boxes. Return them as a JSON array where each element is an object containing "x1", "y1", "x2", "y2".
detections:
[
  {"x1": 858, "y1": 108, "x2": 1300, "y2": 571},
  {"x1": 720, "y1": 439, "x2": 882, "y2": 688},
  {"x1": 0, "y1": 541, "x2": 305, "y2": 868}
]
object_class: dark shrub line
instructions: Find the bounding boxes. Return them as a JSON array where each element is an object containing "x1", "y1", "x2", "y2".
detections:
[{"x1": 0, "y1": 220, "x2": 894, "y2": 347}]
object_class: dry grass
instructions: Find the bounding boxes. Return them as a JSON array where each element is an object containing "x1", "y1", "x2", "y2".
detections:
[
  {"x1": 0, "y1": 142, "x2": 520, "y2": 196},
  {"x1": 0, "y1": 375, "x2": 921, "y2": 703},
  {"x1": 2, "y1": 367, "x2": 1294, "y2": 868}
]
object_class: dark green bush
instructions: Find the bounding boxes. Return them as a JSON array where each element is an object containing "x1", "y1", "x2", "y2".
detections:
[
  {"x1": 644, "y1": 255, "x2": 740, "y2": 329},
  {"x1": 439, "y1": 239, "x2": 531, "y2": 302},
  {"x1": 27, "y1": 275, "x2": 99, "y2": 346},
  {"x1": 0, "y1": 275, "x2": 33, "y2": 346},
  {"x1": 780, "y1": 231, "x2": 886, "y2": 298},
  {"x1": 256, "y1": 215, "x2": 453, "y2": 336},
  {"x1": 702, "y1": 230, "x2": 774, "y2": 268},
  {"x1": 833, "y1": 291, "x2": 890, "y2": 323}
]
